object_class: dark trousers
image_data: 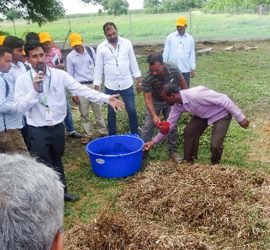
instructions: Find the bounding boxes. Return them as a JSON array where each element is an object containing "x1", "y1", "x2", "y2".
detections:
[
  {"x1": 184, "y1": 114, "x2": 232, "y2": 164},
  {"x1": 28, "y1": 123, "x2": 67, "y2": 191},
  {"x1": 105, "y1": 86, "x2": 138, "y2": 135},
  {"x1": 182, "y1": 72, "x2": 191, "y2": 88}
]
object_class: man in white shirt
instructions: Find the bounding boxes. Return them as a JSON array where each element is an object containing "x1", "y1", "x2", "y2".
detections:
[
  {"x1": 15, "y1": 40, "x2": 124, "y2": 202},
  {"x1": 66, "y1": 33, "x2": 107, "y2": 142},
  {"x1": 163, "y1": 16, "x2": 196, "y2": 87},
  {"x1": 94, "y1": 22, "x2": 142, "y2": 135},
  {"x1": 3, "y1": 36, "x2": 30, "y2": 148},
  {"x1": 0, "y1": 46, "x2": 28, "y2": 154}
]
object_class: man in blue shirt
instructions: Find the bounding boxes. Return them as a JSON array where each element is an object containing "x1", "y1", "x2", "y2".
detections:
[
  {"x1": 163, "y1": 16, "x2": 196, "y2": 87},
  {"x1": 0, "y1": 46, "x2": 28, "y2": 153}
]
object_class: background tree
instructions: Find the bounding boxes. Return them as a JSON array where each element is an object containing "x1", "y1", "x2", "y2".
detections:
[
  {"x1": 0, "y1": 0, "x2": 65, "y2": 25},
  {"x1": 106, "y1": 0, "x2": 129, "y2": 15},
  {"x1": 143, "y1": 0, "x2": 162, "y2": 8},
  {"x1": 5, "y1": 10, "x2": 20, "y2": 35}
]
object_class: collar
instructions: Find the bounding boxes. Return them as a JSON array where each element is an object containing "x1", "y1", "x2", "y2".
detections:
[
  {"x1": 74, "y1": 46, "x2": 88, "y2": 56},
  {"x1": 175, "y1": 31, "x2": 188, "y2": 38},
  {"x1": 180, "y1": 90, "x2": 188, "y2": 104},
  {"x1": 30, "y1": 65, "x2": 51, "y2": 77},
  {"x1": 105, "y1": 36, "x2": 123, "y2": 48}
]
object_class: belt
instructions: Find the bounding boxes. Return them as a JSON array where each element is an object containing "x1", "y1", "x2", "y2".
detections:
[
  {"x1": 80, "y1": 81, "x2": 93, "y2": 84},
  {"x1": 29, "y1": 123, "x2": 63, "y2": 130}
]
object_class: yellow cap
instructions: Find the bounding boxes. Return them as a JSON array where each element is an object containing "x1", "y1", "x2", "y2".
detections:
[
  {"x1": 39, "y1": 32, "x2": 53, "y2": 43},
  {"x1": 69, "y1": 33, "x2": 83, "y2": 47},
  {"x1": 0, "y1": 35, "x2": 6, "y2": 46},
  {"x1": 176, "y1": 17, "x2": 187, "y2": 27}
]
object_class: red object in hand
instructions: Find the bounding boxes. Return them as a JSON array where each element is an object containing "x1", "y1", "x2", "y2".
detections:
[{"x1": 158, "y1": 121, "x2": 170, "y2": 135}]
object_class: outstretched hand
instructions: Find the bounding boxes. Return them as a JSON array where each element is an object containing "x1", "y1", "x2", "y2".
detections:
[
  {"x1": 239, "y1": 118, "x2": 249, "y2": 129},
  {"x1": 109, "y1": 94, "x2": 125, "y2": 112},
  {"x1": 143, "y1": 140, "x2": 155, "y2": 151}
]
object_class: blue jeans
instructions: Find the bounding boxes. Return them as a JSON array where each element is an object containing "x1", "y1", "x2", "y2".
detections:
[
  {"x1": 105, "y1": 86, "x2": 138, "y2": 135},
  {"x1": 64, "y1": 98, "x2": 75, "y2": 133}
]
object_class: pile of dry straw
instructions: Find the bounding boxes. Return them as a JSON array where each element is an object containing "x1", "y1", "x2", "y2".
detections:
[{"x1": 65, "y1": 162, "x2": 270, "y2": 249}]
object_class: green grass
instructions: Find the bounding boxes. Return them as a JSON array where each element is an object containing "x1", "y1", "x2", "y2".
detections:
[
  {"x1": 62, "y1": 41, "x2": 270, "y2": 231},
  {"x1": 1, "y1": 11, "x2": 270, "y2": 47}
]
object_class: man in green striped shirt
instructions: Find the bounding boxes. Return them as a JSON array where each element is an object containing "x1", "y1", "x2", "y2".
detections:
[{"x1": 141, "y1": 53, "x2": 187, "y2": 162}]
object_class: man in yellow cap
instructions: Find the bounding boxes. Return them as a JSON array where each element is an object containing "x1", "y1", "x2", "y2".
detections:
[
  {"x1": 39, "y1": 32, "x2": 64, "y2": 69},
  {"x1": 66, "y1": 32, "x2": 107, "y2": 143},
  {"x1": 0, "y1": 35, "x2": 6, "y2": 46},
  {"x1": 39, "y1": 31, "x2": 83, "y2": 139},
  {"x1": 163, "y1": 16, "x2": 196, "y2": 87}
]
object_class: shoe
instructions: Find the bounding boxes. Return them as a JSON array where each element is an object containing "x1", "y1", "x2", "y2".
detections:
[
  {"x1": 64, "y1": 192, "x2": 80, "y2": 202},
  {"x1": 169, "y1": 152, "x2": 182, "y2": 163},
  {"x1": 68, "y1": 131, "x2": 83, "y2": 139}
]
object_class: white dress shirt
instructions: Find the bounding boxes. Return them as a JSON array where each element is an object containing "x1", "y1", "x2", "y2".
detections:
[
  {"x1": 66, "y1": 46, "x2": 95, "y2": 82},
  {"x1": 5, "y1": 61, "x2": 27, "y2": 89},
  {"x1": 94, "y1": 36, "x2": 141, "y2": 91},
  {"x1": 15, "y1": 67, "x2": 110, "y2": 127},
  {"x1": 163, "y1": 31, "x2": 196, "y2": 73}
]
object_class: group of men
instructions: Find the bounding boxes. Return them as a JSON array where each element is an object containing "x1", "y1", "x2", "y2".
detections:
[
  {"x1": 0, "y1": 16, "x2": 250, "y2": 249},
  {"x1": 0, "y1": 16, "x2": 249, "y2": 199}
]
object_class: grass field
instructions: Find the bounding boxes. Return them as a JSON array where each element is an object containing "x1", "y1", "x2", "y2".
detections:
[
  {"x1": 1, "y1": 11, "x2": 270, "y2": 46},
  {"x1": 62, "y1": 40, "x2": 270, "y2": 243}
]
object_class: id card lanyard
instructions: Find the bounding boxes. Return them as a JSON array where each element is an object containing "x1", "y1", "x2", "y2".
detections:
[{"x1": 109, "y1": 44, "x2": 120, "y2": 67}]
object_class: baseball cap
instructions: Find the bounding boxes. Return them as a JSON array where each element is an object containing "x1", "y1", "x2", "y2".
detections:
[
  {"x1": 0, "y1": 35, "x2": 6, "y2": 46},
  {"x1": 39, "y1": 32, "x2": 53, "y2": 43},
  {"x1": 69, "y1": 33, "x2": 83, "y2": 47},
  {"x1": 176, "y1": 17, "x2": 187, "y2": 27}
]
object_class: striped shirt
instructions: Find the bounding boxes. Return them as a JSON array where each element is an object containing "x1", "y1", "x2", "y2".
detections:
[{"x1": 142, "y1": 63, "x2": 182, "y2": 101}]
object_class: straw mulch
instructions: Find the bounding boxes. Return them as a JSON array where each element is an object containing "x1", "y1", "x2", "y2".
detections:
[{"x1": 65, "y1": 162, "x2": 270, "y2": 249}]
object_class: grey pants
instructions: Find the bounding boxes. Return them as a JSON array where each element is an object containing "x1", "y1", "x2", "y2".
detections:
[{"x1": 141, "y1": 101, "x2": 178, "y2": 154}]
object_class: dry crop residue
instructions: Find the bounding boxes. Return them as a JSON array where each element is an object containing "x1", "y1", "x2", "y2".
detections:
[{"x1": 65, "y1": 162, "x2": 270, "y2": 250}]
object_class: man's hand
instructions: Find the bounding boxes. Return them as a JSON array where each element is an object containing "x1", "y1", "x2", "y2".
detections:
[
  {"x1": 109, "y1": 94, "x2": 125, "y2": 112},
  {"x1": 72, "y1": 96, "x2": 80, "y2": 105},
  {"x1": 143, "y1": 140, "x2": 155, "y2": 151},
  {"x1": 153, "y1": 115, "x2": 161, "y2": 126},
  {"x1": 191, "y1": 69, "x2": 196, "y2": 78},
  {"x1": 136, "y1": 82, "x2": 143, "y2": 94},
  {"x1": 239, "y1": 118, "x2": 249, "y2": 128},
  {"x1": 33, "y1": 71, "x2": 44, "y2": 93}
]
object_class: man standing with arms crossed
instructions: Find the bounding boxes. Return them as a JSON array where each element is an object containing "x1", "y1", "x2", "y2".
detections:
[
  {"x1": 163, "y1": 16, "x2": 196, "y2": 87},
  {"x1": 94, "y1": 22, "x2": 142, "y2": 135}
]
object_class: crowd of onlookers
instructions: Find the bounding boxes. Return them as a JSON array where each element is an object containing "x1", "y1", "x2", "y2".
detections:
[{"x1": 0, "y1": 17, "x2": 249, "y2": 249}]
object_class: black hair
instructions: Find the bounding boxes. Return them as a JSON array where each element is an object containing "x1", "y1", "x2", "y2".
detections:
[
  {"x1": 24, "y1": 40, "x2": 43, "y2": 57},
  {"x1": 147, "y1": 53, "x2": 164, "y2": 65},
  {"x1": 103, "y1": 22, "x2": 117, "y2": 34},
  {"x1": 161, "y1": 83, "x2": 179, "y2": 96},
  {"x1": 3, "y1": 36, "x2": 25, "y2": 50},
  {"x1": 25, "y1": 32, "x2": 39, "y2": 42},
  {"x1": 0, "y1": 46, "x2": 12, "y2": 58}
]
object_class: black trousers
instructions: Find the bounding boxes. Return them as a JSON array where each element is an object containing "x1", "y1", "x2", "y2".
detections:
[{"x1": 28, "y1": 123, "x2": 67, "y2": 192}]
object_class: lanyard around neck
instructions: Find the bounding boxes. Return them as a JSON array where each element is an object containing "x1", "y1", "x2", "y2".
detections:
[{"x1": 108, "y1": 44, "x2": 120, "y2": 67}]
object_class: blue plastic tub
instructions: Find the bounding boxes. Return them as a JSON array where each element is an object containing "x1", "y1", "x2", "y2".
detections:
[{"x1": 86, "y1": 135, "x2": 144, "y2": 178}]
